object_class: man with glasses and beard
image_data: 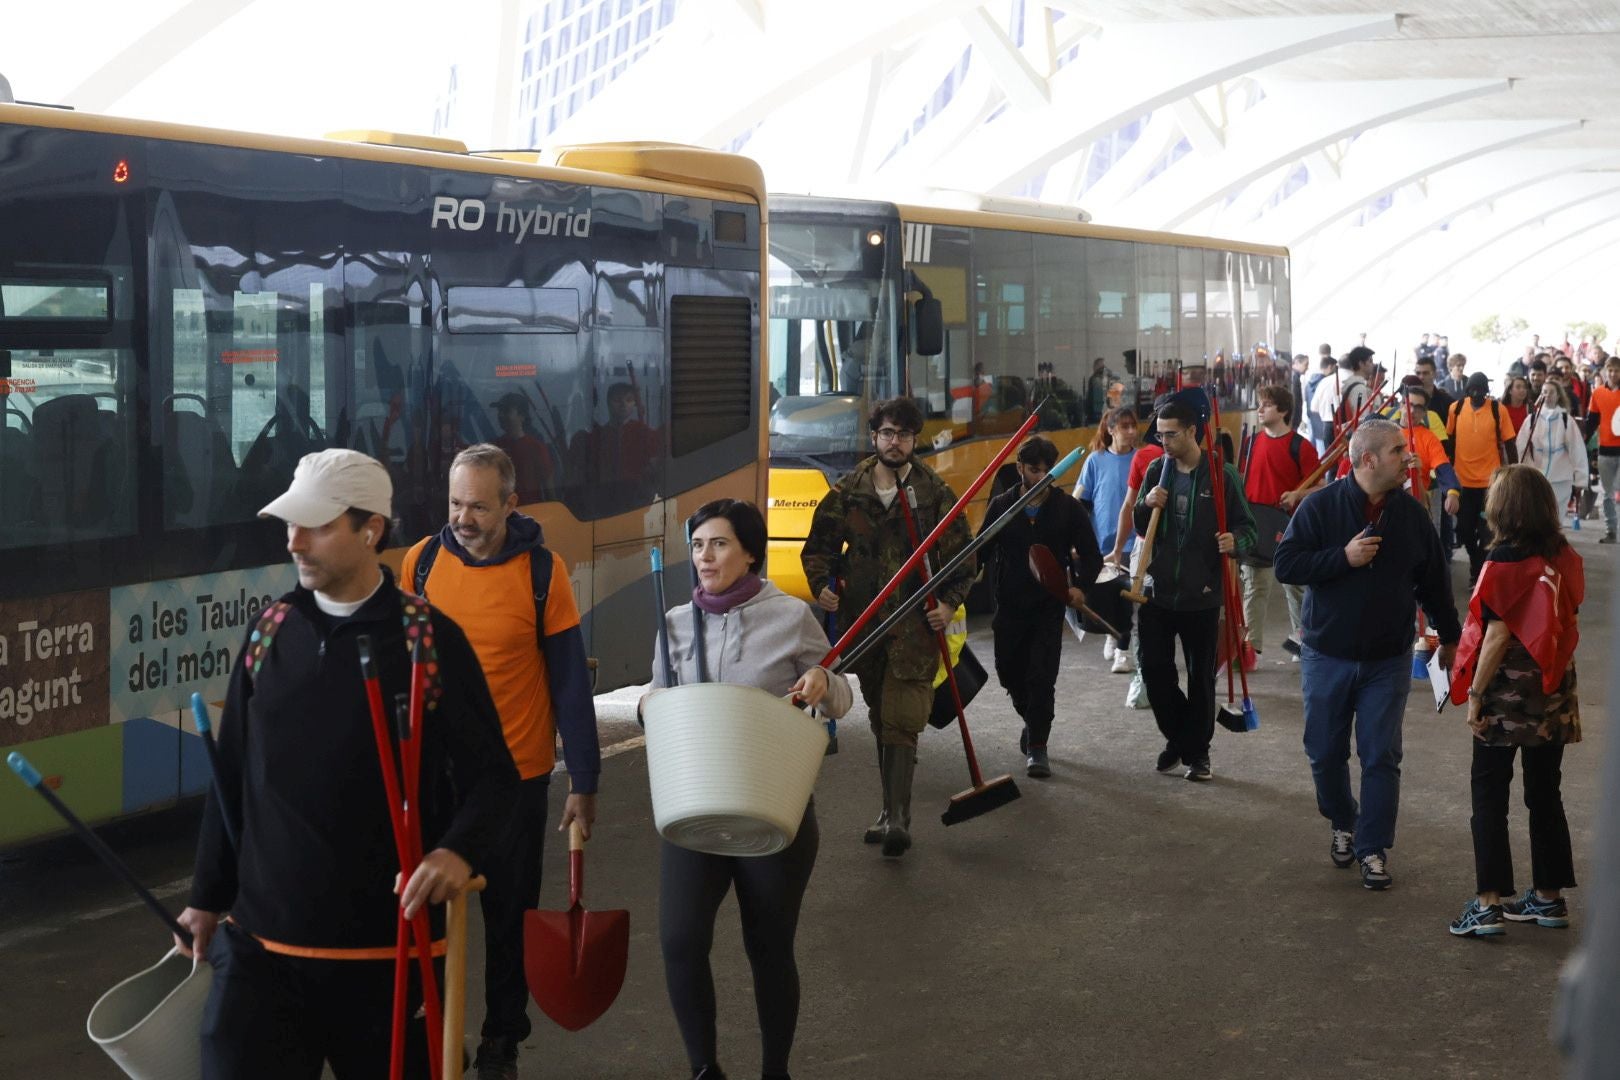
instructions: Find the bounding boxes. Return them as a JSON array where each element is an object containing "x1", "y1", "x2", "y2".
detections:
[
  {"x1": 803, "y1": 398, "x2": 975, "y2": 859},
  {"x1": 1132, "y1": 401, "x2": 1256, "y2": 783}
]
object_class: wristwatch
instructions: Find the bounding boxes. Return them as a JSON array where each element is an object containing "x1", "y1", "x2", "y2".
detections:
[{"x1": 1467, "y1": 688, "x2": 1484, "y2": 701}]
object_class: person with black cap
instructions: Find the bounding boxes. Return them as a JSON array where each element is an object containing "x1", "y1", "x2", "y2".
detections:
[
  {"x1": 1447, "y1": 371, "x2": 1519, "y2": 584},
  {"x1": 174, "y1": 449, "x2": 519, "y2": 1079}
]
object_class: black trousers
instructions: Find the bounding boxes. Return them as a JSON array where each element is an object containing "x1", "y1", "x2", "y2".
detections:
[
  {"x1": 660, "y1": 805, "x2": 819, "y2": 1075},
  {"x1": 1470, "y1": 741, "x2": 1578, "y2": 896},
  {"x1": 992, "y1": 605, "x2": 1066, "y2": 748},
  {"x1": 1456, "y1": 486, "x2": 1490, "y2": 579},
  {"x1": 1137, "y1": 604, "x2": 1221, "y2": 763},
  {"x1": 480, "y1": 774, "x2": 551, "y2": 1042},
  {"x1": 201, "y1": 921, "x2": 438, "y2": 1080}
]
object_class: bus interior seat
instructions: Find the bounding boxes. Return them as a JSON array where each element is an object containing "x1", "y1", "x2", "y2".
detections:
[
  {"x1": 32, "y1": 394, "x2": 123, "y2": 530},
  {"x1": 0, "y1": 416, "x2": 38, "y2": 526},
  {"x1": 164, "y1": 408, "x2": 239, "y2": 528}
]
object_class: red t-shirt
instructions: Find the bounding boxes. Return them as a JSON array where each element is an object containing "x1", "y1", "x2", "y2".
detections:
[
  {"x1": 1128, "y1": 444, "x2": 1165, "y2": 490},
  {"x1": 1505, "y1": 404, "x2": 1529, "y2": 429},
  {"x1": 1243, "y1": 429, "x2": 1320, "y2": 507}
]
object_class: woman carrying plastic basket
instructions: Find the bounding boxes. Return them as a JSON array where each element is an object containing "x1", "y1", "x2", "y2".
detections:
[{"x1": 640, "y1": 498, "x2": 852, "y2": 1080}]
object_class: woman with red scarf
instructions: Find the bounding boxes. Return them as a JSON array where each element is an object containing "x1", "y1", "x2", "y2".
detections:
[{"x1": 1446, "y1": 466, "x2": 1584, "y2": 938}]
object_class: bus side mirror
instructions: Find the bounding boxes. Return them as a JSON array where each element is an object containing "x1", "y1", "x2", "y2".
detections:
[{"x1": 913, "y1": 297, "x2": 943, "y2": 357}]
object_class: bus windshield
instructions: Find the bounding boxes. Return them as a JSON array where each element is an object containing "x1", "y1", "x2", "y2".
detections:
[{"x1": 767, "y1": 217, "x2": 898, "y2": 468}]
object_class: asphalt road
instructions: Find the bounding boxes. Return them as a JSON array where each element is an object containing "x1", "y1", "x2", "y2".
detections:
[{"x1": 1, "y1": 533, "x2": 1608, "y2": 1079}]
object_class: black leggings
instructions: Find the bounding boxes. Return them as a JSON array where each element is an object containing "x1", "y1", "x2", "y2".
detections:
[{"x1": 659, "y1": 804, "x2": 819, "y2": 1074}]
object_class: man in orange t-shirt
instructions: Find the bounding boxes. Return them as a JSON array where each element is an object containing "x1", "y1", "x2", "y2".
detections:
[
  {"x1": 1586, "y1": 355, "x2": 1620, "y2": 542},
  {"x1": 401, "y1": 444, "x2": 599, "y2": 1080},
  {"x1": 1447, "y1": 373, "x2": 1518, "y2": 583}
]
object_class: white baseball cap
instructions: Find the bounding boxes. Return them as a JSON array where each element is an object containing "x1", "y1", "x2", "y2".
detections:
[{"x1": 259, "y1": 449, "x2": 393, "y2": 528}]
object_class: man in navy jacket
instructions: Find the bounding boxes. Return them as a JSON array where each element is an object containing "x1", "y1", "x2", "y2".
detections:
[{"x1": 1274, "y1": 419, "x2": 1460, "y2": 891}]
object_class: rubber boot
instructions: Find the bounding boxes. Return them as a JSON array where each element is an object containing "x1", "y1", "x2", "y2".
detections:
[
  {"x1": 863, "y1": 743, "x2": 888, "y2": 844},
  {"x1": 880, "y1": 744, "x2": 915, "y2": 858}
]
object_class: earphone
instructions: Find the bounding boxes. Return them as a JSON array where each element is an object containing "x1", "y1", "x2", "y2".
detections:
[{"x1": 365, "y1": 531, "x2": 375, "y2": 545}]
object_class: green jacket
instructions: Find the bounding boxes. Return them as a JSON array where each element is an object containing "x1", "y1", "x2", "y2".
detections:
[{"x1": 802, "y1": 456, "x2": 975, "y2": 681}]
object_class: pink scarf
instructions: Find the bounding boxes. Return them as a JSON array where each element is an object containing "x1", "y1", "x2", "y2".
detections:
[{"x1": 692, "y1": 572, "x2": 763, "y2": 615}]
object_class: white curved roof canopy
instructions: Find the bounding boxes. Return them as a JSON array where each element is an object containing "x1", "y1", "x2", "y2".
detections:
[{"x1": 5, "y1": 0, "x2": 1618, "y2": 351}]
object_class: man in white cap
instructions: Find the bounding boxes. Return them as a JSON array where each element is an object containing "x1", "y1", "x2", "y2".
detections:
[{"x1": 174, "y1": 448, "x2": 519, "y2": 1080}]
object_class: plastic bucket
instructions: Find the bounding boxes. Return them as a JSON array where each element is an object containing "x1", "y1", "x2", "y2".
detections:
[
  {"x1": 86, "y1": 947, "x2": 212, "y2": 1080},
  {"x1": 1412, "y1": 649, "x2": 1433, "y2": 680},
  {"x1": 644, "y1": 683, "x2": 829, "y2": 856}
]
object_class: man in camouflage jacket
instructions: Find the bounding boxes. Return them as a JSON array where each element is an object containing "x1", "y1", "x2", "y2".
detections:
[{"x1": 803, "y1": 397, "x2": 975, "y2": 858}]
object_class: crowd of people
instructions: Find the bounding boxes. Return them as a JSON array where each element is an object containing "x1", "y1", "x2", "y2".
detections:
[{"x1": 162, "y1": 347, "x2": 1602, "y2": 1077}]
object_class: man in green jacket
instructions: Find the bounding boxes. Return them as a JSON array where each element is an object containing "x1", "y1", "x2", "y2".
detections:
[
  {"x1": 803, "y1": 397, "x2": 975, "y2": 858},
  {"x1": 1132, "y1": 401, "x2": 1257, "y2": 782}
]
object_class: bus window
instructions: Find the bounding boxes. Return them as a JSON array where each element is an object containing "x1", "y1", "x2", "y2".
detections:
[{"x1": 0, "y1": 344, "x2": 135, "y2": 548}]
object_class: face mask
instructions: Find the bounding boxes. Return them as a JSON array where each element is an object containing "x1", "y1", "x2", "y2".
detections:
[{"x1": 1469, "y1": 387, "x2": 1487, "y2": 405}]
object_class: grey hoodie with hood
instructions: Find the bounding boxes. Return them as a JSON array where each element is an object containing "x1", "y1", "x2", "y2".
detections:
[{"x1": 649, "y1": 579, "x2": 854, "y2": 719}]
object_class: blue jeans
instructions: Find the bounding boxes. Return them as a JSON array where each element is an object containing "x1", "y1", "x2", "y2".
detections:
[{"x1": 1300, "y1": 646, "x2": 1412, "y2": 858}]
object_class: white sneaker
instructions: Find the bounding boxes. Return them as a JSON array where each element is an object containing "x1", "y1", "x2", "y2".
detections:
[
  {"x1": 1111, "y1": 650, "x2": 1134, "y2": 674},
  {"x1": 1102, "y1": 637, "x2": 1116, "y2": 661},
  {"x1": 1125, "y1": 676, "x2": 1150, "y2": 709}
]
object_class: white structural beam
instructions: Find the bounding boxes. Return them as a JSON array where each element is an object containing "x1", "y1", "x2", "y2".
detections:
[
  {"x1": 957, "y1": 5, "x2": 1050, "y2": 111},
  {"x1": 1112, "y1": 78, "x2": 1510, "y2": 232},
  {"x1": 1322, "y1": 176, "x2": 1620, "y2": 328},
  {"x1": 545, "y1": 0, "x2": 986, "y2": 147},
  {"x1": 1254, "y1": 118, "x2": 1585, "y2": 248},
  {"x1": 64, "y1": 0, "x2": 258, "y2": 112},
  {"x1": 1294, "y1": 149, "x2": 1620, "y2": 317},
  {"x1": 884, "y1": 13, "x2": 1398, "y2": 194},
  {"x1": 1172, "y1": 93, "x2": 1226, "y2": 155},
  {"x1": 1384, "y1": 196, "x2": 1620, "y2": 326}
]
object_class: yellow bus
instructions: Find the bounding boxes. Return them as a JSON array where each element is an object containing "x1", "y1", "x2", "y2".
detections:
[
  {"x1": 765, "y1": 193, "x2": 1291, "y2": 600},
  {"x1": 0, "y1": 103, "x2": 767, "y2": 845}
]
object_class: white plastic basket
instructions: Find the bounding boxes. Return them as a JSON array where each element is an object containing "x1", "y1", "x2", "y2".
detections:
[
  {"x1": 86, "y1": 947, "x2": 212, "y2": 1080},
  {"x1": 644, "y1": 683, "x2": 829, "y2": 856}
]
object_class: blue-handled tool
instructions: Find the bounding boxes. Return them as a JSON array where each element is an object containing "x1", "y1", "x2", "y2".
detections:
[
  {"x1": 7, "y1": 751, "x2": 193, "y2": 946},
  {"x1": 650, "y1": 547, "x2": 676, "y2": 690},
  {"x1": 189, "y1": 693, "x2": 240, "y2": 854}
]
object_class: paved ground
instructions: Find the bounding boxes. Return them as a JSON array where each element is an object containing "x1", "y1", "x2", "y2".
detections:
[{"x1": 2, "y1": 533, "x2": 1610, "y2": 1079}]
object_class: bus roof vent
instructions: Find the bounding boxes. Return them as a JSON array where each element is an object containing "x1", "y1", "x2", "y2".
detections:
[
  {"x1": 907, "y1": 187, "x2": 1092, "y2": 224},
  {"x1": 324, "y1": 130, "x2": 468, "y2": 154},
  {"x1": 0, "y1": 72, "x2": 12, "y2": 104}
]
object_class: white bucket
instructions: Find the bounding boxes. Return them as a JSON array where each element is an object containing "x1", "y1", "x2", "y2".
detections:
[
  {"x1": 87, "y1": 947, "x2": 212, "y2": 1080},
  {"x1": 644, "y1": 683, "x2": 829, "y2": 856}
]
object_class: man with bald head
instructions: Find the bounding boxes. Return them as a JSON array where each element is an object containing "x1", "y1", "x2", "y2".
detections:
[{"x1": 1275, "y1": 420, "x2": 1461, "y2": 893}]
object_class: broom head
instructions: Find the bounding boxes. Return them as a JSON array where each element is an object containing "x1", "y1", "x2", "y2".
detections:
[{"x1": 940, "y1": 774, "x2": 1021, "y2": 826}]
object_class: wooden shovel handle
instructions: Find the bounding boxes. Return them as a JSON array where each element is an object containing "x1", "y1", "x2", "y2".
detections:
[
  {"x1": 1123, "y1": 504, "x2": 1162, "y2": 604},
  {"x1": 444, "y1": 875, "x2": 487, "y2": 1080}
]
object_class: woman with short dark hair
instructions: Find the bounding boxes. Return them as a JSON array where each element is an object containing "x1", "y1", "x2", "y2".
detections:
[
  {"x1": 644, "y1": 498, "x2": 852, "y2": 1080},
  {"x1": 1446, "y1": 465, "x2": 1584, "y2": 937}
]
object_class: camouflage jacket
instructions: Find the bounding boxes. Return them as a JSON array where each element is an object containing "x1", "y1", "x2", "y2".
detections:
[{"x1": 802, "y1": 456, "x2": 975, "y2": 681}]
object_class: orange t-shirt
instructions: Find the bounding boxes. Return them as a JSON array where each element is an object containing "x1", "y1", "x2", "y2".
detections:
[
  {"x1": 400, "y1": 542, "x2": 580, "y2": 779},
  {"x1": 1590, "y1": 384, "x2": 1620, "y2": 449},
  {"x1": 1447, "y1": 399, "x2": 1516, "y2": 487}
]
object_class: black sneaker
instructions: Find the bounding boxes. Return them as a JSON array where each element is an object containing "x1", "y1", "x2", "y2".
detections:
[
  {"x1": 1156, "y1": 748, "x2": 1181, "y2": 774},
  {"x1": 1026, "y1": 747, "x2": 1051, "y2": 779},
  {"x1": 1359, "y1": 853, "x2": 1392, "y2": 890},
  {"x1": 473, "y1": 1037, "x2": 519, "y2": 1080},
  {"x1": 1281, "y1": 637, "x2": 1302, "y2": 657},
  {"x1": 1330, "y1": 829, "x2": 1355, "y2": 869},
  {"x1": 1184, "y1": 758, "x2": 1212, "y2": 782},
  {"x1": 1501, "y1": 888, "x2": 1570, "y2": 928},
  {"x1": 1448, "y1": 897, "x2": 1506, "y2": 937},
  {"x1": 1601, "y1": 532, "x2": 1618, "y2": 545}
]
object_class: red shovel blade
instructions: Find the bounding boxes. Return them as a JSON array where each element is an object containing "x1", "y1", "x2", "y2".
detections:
[
  {"x1": 523, "y1": 903, "x2": 629, "y2": 1032},
  {"x1": 523, "y1": 826, "x2": 629, "y2": 1032},
  {"x1": 1026, "y1": 544, "x2": 1071, "y2": 603}
]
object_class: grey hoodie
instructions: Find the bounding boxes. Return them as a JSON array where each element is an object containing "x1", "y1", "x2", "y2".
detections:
[{"x1": 649, "y1": 580, "x2": 854, "y2": 718}]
